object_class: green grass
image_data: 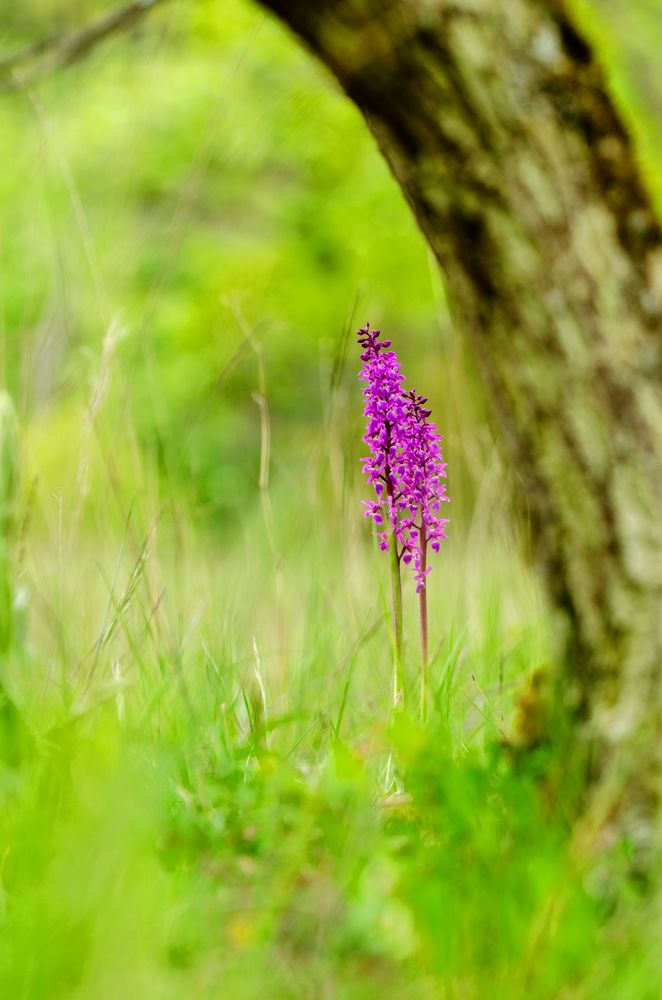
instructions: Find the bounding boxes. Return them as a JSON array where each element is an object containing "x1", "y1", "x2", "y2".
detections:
[
  {"x1": 1, "y1": 0, "x2": 662, "y2": 995},
  {"x1": 0, "y1": 398, "x2": 660, "y2": 998}
]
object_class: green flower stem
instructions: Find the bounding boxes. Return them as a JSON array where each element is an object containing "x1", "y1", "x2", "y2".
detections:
[
  {"x1": 419, "y1": 521, "x2": 429, "y2": 722},
  {"x1": 389, "y1": 532, "x2": 404, "y2": 708}
]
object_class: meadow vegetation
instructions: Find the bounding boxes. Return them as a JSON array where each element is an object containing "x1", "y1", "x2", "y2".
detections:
[{"x1": 0, "y1": 1, "x2": 661, "y2": 996}]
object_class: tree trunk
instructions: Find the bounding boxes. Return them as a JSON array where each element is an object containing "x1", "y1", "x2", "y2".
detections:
[{"x1": 259, "y1": 0, "x2": 662, "y2": 838}]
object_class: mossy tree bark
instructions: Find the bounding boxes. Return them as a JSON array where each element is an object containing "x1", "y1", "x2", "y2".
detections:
[{"x1": 259, "y1": 0, "x2": 662, "y2": 838}]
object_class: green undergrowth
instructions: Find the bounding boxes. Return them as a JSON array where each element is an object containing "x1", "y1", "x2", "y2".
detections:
[
  {"x1": 0, "y1": 466, "x2": 658, "y2": 998},
  {"x1": 0, "y1": 680, "x2": 658, "y2": 999},
  {"x1": 0, "y1": 303, "x2": 657, "y2": 1000}
]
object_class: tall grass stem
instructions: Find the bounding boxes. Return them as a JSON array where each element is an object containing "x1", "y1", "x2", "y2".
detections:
[{"x1": 0, "y1": 393, "x2": 18, "y2": 656}]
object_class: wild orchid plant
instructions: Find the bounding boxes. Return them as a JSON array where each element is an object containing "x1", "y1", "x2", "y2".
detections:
[{"x1": 358, "y1": 324, "x2": 449, "y2": 717}]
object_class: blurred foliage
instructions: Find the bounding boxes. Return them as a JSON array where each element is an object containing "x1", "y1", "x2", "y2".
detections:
[
  {"x1": 1, "y1": 0, "x2": 660, "y2": 523},
  {"x1": 0, "y1": 1, "x2": 661, "y2": 997},
  {"x1": 0, "y1": 0, "x2": 455, "y2": 525}
]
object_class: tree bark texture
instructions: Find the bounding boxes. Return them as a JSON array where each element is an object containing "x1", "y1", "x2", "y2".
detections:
[{"x1": 259, "y1": 0, "x2": 662, "y2": 823}]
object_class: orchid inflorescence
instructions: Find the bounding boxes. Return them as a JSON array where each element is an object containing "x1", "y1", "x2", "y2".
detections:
[
  {"x1": 358, "y1": 323, "x2": 449, "y2": 592},
  {"x1": 358, "y1": 322, "x2": 449, "y2": 717}
]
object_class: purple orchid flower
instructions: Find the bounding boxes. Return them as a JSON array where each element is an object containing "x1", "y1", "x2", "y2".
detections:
[
  {"x1": 358, "y1": 322, "x2": 449, "y2": 716},
  {"x1": 358, "y1": 324, "x2": 448, "y2": 588}
]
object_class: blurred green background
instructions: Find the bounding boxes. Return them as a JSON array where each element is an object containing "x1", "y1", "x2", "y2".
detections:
[
  {"x1": 0, "y1": 1, "x2": 661, "y2": 997},
  {"x1": 2, "y1": 0, "x2": 660, "y2": 538},
  {"x1": 1, "y1": 0, "x2": 461, "y2": 518}
]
